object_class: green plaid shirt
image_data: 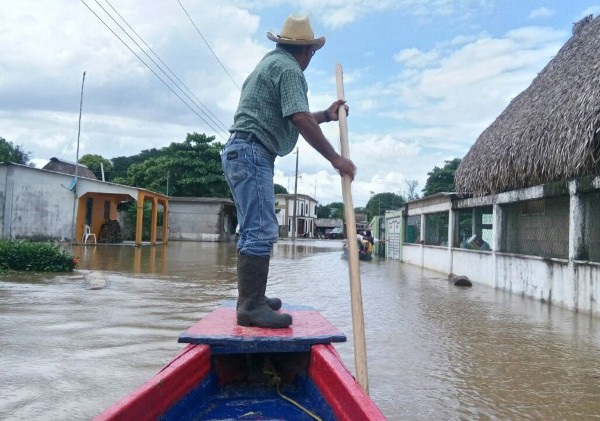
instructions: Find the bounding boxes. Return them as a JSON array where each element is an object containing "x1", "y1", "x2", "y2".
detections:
[{"x1": 231, "y1": 46, "x2": 310, "y2": 156}]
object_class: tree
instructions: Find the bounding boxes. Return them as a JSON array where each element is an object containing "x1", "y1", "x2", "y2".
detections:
[
  {"x1": 366, "y1": 192, "x2": 404, "y2": 218},
  {"x1": 274, "y1": 184, "x2": 288, "y2": 194},
  {"x1": 404, "y1": 179, "x2": 420, "y2": 201},
  {"x1": 0, "y1": 137, "x2": 31, "y2": 165},
  {"x1": 422, "y1": 158, "x2": 461, "y2": 197},
  {"x1": 113, "y1": 133, "x2": 230, "y2": 197},
  {"x1": 316, "y1": 202, "x2": 344, "y2": 219},
  {"x1": 354, "y1": 206, "x2": 366, "y2": 214},
  {"x1": 111, "y1": 148, "x2": 163, "y2": 182},
  {"x1": 79, "y1": 154, "x2": 113, "y2": 181}
]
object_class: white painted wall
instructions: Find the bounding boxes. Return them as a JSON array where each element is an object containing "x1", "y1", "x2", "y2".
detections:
[
  {"x1": 402, "y1": 244, "x2": 422, "y2": 267},
  {"x1": 395, "y1": 181, "x2": 600, "y2": 316},
  {"x1": 401, "y1": 243, "x2": 600, "y2": 315},
  {"x1": 575, "y1": 264, "x2": 600, "y2": 314},
  {"x1": 0, "y1": 165, "x2": 6, "y2": 237},
  {"x1": 451, "y1": 249, "x2": 495, "y2": 284},
  {"x1": 168, "y1": 199, "x2": 233, "y2": 242},
  {"x1": 2, "y1": 164, "x2": 76, "y2": 241},
  {"x1": 423, "y1": 246, "x2": 450, "y2": 273},
  {"x1": 275, "y1": 193, "x2": 318, "y2": 237}
]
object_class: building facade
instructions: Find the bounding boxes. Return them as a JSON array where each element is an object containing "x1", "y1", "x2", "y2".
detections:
[
  {"x1": 275, "y1": 193, "x2": 318, "y2": 238},
  {"x1": 0, "y1": 162, "x2": 168, "y2": 245},
  {"x1": 168, "y1": 197, "x2": 236, "y2": 242},
  {"x1": 384, "y1": 178, "x2": 600, "y2": 317}
]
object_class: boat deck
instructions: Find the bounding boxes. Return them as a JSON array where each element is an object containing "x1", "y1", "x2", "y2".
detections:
[{"x1": 178, "y1": 301, "x2": 346, "y2": 353}]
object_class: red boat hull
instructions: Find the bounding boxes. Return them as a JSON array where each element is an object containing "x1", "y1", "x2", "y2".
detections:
[{"x1": 95, "y1": 302, "x2": 387, "y2": 420}]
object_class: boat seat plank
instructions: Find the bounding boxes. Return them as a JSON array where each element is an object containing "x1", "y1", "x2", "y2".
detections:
[{"x1": 178, "y1": 301, "x2": 346, "y2": 354}]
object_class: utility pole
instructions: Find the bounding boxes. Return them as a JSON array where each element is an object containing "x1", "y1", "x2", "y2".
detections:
[
  {"x1": 71, "y1": 71, "x2": 86, "y2": 244},
  {"x1": 292, "y1": 147, "x2": 299, "y2": 240}
]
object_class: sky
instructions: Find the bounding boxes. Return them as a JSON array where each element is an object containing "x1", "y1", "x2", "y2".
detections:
[{"x1": 2, "y1": 1, "x2": 600, "y2": 207}]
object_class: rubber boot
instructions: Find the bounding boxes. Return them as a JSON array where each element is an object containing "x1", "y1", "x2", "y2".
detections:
[
  {"x1": 237, "y1": 251, "x2": 281, "y2": 310},
  {"x1": 266, "y1": 297, "x2": 282, "y2": 311},
  {"x1": 235, "y1": 254, "x2": 283, "y2": 311},
  {"x1": 237, "y1": 254, "x2": 292, "y2": 328},
  {"x1": 237, "y1": 297, "x2": 282, "y2": 311}
]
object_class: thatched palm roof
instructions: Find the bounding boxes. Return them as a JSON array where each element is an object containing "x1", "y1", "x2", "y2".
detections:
[
  {"x1": 455, "y1": 15, "x2": 600, "y2": 197},
  {"x1": 43, "y1": 157, "x2": 97, "y2": 179}
]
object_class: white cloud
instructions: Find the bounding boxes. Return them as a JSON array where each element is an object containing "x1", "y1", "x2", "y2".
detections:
[
  {"x1": 0, "y1": 0, "x2": 581, "y2": 206},
  {"x1": 528, "y1": 7, "x2": 555, "y2": 19},
  {"x1": 375, "y1": 25, "x2": 567, "y2": 147},
  {"x1": 394, "y1": 48, "x2": 440, "y2": 68},
  {"x1": 1, "y1": 1, "x2": 269, "y2": 159}
]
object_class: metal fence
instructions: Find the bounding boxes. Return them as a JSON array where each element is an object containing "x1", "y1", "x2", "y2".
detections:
[
  {"x1": 502, "y1": 196, "x2": 569, "y2": 259},
  {"x1": 399, "y1": 190, "x2": 600, "y2": 263},
  {"x1": 454, "y1": 206, "x2": 493, "y2": 248},
  {"x1": 424, "y1": 212, "x2": 449, "y2": 246},
  {"x1": 581, "y1": 191, "x2": 600, "y2": 262},
  {"x1": 405, "y1": 215, "x2": 421, "y2": 243}
]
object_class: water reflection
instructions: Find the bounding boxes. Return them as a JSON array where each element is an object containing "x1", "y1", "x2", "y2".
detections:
[
  {"x1": 75, "y1": 242, "x2": 237, "y2": 275},
  {"x1": 1, "y1": 240, "x2": 600, "y2": 420}
]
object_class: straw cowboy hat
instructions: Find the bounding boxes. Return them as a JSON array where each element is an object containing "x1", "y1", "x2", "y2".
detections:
[{"x1": 267, "y1": 15, "x2": 326, "y2": 50}]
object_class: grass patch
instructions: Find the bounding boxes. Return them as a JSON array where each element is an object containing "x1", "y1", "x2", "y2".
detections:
[{"x1": 0, "y1": 240, "x2": 78, "y2": 273}]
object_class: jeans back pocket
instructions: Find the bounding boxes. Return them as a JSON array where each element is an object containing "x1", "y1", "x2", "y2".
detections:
[{"x1": 222, "y1": 144, "x2": 249, "y2": 182}]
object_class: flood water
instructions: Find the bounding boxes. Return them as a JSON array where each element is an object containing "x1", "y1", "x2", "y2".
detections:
[{"x1": 2, "y1": 240, "x2": 600, "y2": 420}]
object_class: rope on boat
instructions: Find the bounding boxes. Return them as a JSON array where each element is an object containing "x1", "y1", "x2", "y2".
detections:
[{"x1": 263, "y1": 366, "x2": 323, "y2": 421}]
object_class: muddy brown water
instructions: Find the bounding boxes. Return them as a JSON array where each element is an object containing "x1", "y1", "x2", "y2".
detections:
[{"x1": 1, "y1": 240, "x2": 600, "y2": 420}]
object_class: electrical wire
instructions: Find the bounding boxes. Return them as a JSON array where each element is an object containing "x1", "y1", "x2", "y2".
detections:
[
  {"x1": 103, "y1": 0, "x2": 229, "y2": 133},
  {"x1": 86, "y1": 0, "x2": 228, "y2": 138},
  {"x1": 80, "y1": 0, "x2": 229, "y2": 141},
  {"x1": 176, "y1": 0, "x2": 241, "y2": 91}
]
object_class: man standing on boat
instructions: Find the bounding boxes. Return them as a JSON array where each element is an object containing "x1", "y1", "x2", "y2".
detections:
[{"x1": 222, "y1": 15, "x2": 356, "y2": 328}]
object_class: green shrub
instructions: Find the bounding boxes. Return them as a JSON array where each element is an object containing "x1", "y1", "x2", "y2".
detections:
[{"x1": 0, "y1": 240, "x2": 78, "y2": 272}]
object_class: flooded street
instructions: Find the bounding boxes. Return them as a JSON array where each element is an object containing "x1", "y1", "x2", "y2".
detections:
[{"x1": 2, "y1": 240, "x2": 600, "y2": 420}]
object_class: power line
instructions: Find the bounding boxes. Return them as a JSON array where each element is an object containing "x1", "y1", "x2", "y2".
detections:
[
  {"x1": 176, "y1": 0, "x2": 241, "y2": 91},
  {"x1": 103, "y1": 0, "x2": 229, "y2": 133},
  {"x1": 80, "y1": 0, "x2": 229, "y2": 141},
  {"x1": 87, "y1": 0, "x2": 228, "y2": 137}
]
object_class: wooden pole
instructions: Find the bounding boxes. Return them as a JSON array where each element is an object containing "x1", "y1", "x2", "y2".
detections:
[
  {"x1": 335, "y1": 63, "x2": 369, "y2": 394},
  {"x1": 292, "y1": 147, "x2": 299, "y2": 240}
]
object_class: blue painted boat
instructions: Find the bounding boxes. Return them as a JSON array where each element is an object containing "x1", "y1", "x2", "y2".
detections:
[{"x1": 95, "y1": 302, "x2": 386, "y2": 420}]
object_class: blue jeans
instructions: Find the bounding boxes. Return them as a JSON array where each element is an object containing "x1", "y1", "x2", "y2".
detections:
[{"x1": 221, "y1": 137, "x2": 279, "y2": 256}]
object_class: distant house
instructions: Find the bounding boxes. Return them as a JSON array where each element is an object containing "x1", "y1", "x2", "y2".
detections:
[
  {"x1": 0, "y1": 162, "x2": 167, "y2": 245},
  {"x1": 275, "y1": 193, "x2": 318, "y2": 238},
  {"x1": 314, "y1": 218, "x2": 344, "y2": 238},
  {"x1": 43, "y1": 157, "x2": 97, "y2": 180},
  {"x1": 168, "y1": 197, "x2": 236, "y2": 242}
]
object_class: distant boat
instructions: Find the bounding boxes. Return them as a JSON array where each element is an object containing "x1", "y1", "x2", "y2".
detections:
[{"x1": 94, "y1": 301, "x2": 386, "y2": 420}]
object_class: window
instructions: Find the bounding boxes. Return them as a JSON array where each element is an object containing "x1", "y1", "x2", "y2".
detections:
[{"x1": 85, "y1": 198, "x2": 93, "y2": 225}]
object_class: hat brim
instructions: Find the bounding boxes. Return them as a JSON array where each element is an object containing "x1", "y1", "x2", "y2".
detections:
[{"x1": 267, "y1": 32, "x2": 325, "y2": 50}]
